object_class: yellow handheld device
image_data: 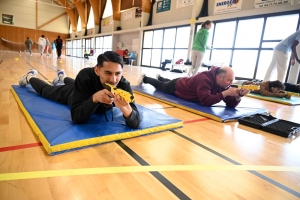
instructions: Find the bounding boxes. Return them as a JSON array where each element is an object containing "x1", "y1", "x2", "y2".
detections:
[{"x1": 105, "y1": 83, "x2": 135, "y2": 103}]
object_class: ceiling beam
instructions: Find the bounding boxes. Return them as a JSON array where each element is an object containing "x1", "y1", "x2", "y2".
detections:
[
  {"x1": 111, "y1": 0, "x2": 121, "y2": 21},
  {"x1": 142, "y1": 0, "x2": 152, "y2": 13}
]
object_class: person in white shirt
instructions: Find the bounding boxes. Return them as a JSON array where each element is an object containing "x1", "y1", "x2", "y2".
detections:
[
  {"x1": 37, "y1": 35, "x2": 46, "y2": 58},
  {"x1": 264, "y1": 30, "x2": 300, "y2": 84}
]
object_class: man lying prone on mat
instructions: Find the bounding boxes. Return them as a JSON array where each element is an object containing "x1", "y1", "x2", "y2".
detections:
[
  {"x1": 234, "y1": 79, "x2": 300, "y2": 99},
  {"x1": 19, "y1": 51, "x2": 141, "y2": 128},
  {"x1": 137, "y1": 66, "x2": 249, "y2": 108}
]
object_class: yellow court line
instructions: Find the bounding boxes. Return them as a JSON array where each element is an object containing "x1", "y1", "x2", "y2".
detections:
[{"x1": 1, "y1": 165, "x2": 299, "y2": 181}]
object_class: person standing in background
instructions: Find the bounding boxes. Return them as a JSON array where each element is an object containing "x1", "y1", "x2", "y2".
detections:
[
  {"x1": 188, "y1": 20, "x2": 212, "y2": 77},
  {"x1": 51, "y1": 40, "x2": 57, "y2": 58},
  {"x1": 24, "y1": 37, "x2": 33, "y2": 56},
  {"x1": 264, "y1": 30, "x2": 300, "y2": 84},
  {"x1": 55, "y1": 36, "x2": 63, "y2": 59},
  {"x1": 45, "y1": 38, "x2": 50, "y2": 57},
  {"x1": 37, "y1": 35, "x2": 46, "y2": 58}
]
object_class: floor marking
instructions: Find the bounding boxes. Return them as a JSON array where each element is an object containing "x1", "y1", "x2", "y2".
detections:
[
  {"x1": 0, "y1": 143, "x2": 42, "y2": 152},
  {"x1": 0, "y1": 119, "x2": 207, "y2": 153},
  {"x1": 117, "y1": 140, "x2": 190, "y2": 199},
  {"x1": 173, "y1": 131, "x2": 300, "y2": 198},
  {"x1": 0, "y1": 165, "x2": 299, "y2": 181},
  {"x1": 184, "y1": 118, "x2": 210, "y2": 124}
]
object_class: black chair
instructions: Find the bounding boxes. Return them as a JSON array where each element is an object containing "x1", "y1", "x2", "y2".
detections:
[{"x1": 161, "y1": 59, "x2": 172, "y2": 71}]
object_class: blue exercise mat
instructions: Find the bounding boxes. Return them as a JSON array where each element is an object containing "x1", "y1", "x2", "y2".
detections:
[
  {"x1": 11, "y1": 85, "x2": 183, "y2": 155},
  {"x1": 132, "y1": 85, "x2": 268, "y2": 122}
]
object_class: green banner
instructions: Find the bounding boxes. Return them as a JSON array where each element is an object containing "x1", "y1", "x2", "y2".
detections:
[{"x1": 157, "y1": 0, "x2": 171, "y2": 13}]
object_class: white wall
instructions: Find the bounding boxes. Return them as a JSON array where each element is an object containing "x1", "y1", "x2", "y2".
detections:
[
  {"x1": 152, "y1": 0, "x2": 193, "y2": 25},
  {"x1": 120, "y1": 7, "x2": 141, "y2": 30},
  {"x1": 0, "y1": 0, "x2": 68, "y2": 33},
  {"x1": 117, "y1": 32, "x2": 140, "y2": 51}
]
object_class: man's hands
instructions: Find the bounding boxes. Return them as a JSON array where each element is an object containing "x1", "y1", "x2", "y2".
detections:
[
  {"x1": 114, "y1": 94, "x2": 132, "y2": 118},
  {"x1": 92, "y1": 89, "x2": 114, "y2": 105},
  {"x1": 222, "y1": 87, "x2": 250, "y2": 101},
  {"x1": 92, "y1": 89, "x2": 133, "y2": 118}
]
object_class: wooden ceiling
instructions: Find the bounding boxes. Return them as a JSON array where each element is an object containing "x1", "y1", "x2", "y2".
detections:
[{"x1": 40, "y1": 0, "x2": 149, "y2": 31}]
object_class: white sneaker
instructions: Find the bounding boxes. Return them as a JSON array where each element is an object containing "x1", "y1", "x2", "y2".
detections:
[
  {"x1": 52, "y1": 69, "x2": 66, "y2": 86},
  {"x1": 137, "y1": 73, "x2": 145, "y2": 86},
  {"x1": 19, "y1": 69, "x2": 38, "y2": 87},
  {"x1": 156, "y1": 73, "x2": 161, "y2": 80},
  {"x1": 30, "y1": 54, "x2": 32, "y2": 56}
]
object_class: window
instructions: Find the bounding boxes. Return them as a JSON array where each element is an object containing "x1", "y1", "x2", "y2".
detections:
[
  {"x1": 141, "y1": 25, "x2": 190, "y2": 68},
  {"x1": 77, "y1": 17, "x2": 82, "y2": 32},
  {"x1": 163, "y1": 28, "x2": 176, "y2": 48},
  {"x1": 232, "y1": 50, "x2": 258, "y2": 78},
  {"x1": 71, "y1": 39, "x2": 82, "y2": 57},
  {"x1": 152, "y1": 30, "x2": 163, "y2": 48},
  {"x1": 95, "y1": 35, "x2": 112, "y2": 55},
  {"x1": 175, "y1": 27, "x2": 190, "y2": 48},
  {"x1": 213, "y1": 21, "x2": 236, "y2": 48},
  {"x1": 66, "y1": 41, "x2": 72, "y2": 56},
  {"x1": 143, "y1": 31, "x2": 153, "y2": 48},
  {"x1": 103, "y1": 0, "x2": 113, "y2": 18},
  {"x1": 235, "y1": 18, "x2": 264, "y2": 48},
  {"x1": 255, "y1": 50, "x2": 276, "y2": 80},
  {"x1": 263, "y1": 14, "x2": 299, "y2": 40},
  {"x1": 87, "y1": 9, "x2": 95, "y2": 29}
]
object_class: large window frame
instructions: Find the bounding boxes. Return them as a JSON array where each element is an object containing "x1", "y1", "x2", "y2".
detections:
[
  {"x1": 196, "y1": 10, "x2": 300, "y2": 81},
  {"x1": 95, "y1": 35, "x2": 112, "y2": 56},
  {"x1": 141, "y1": 25, "x2": 190, "y2": 68}
]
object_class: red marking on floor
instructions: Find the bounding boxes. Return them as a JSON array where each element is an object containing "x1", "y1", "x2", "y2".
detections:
[
  {"x1": 184, "y1": 118, "x2": 210, "y2": 124},
  {"x1": 0, "y1": 142, "x2": 42, "y2": 152}
]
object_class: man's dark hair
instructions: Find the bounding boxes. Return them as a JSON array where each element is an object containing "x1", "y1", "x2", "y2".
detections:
[
  {"x1": 216, "y1": 68, "x2": 227, "y2": 76},
  {"x1": 41, "y1": 35, "x2": 44, "y2": 38},
  {"x1": 269, "y1": 80, "x2": 285, "y2": 90},
  {"x1": 97, "y1": 51, "x2": 124, "y2": 68},
  {"x1": 58, "y1": 36, "x2": 60, "y2": 39}
]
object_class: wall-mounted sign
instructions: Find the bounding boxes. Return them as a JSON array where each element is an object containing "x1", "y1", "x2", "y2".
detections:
[
  {"x1": 103, "y1": 17, "x2": 110, "y2": 26},
  {"x1": 124, "y1": 11, "x2": 132, "y2": 20},
  {"x1": 2, "y1": 14, "x2": 14, "y2": 25},
  {"x1": 176, "y1": 0, "x2": 193, "y2": 8},
  {"x1": 213, "y1": 0, "x2": 243, "y2": 15},
  {"x1": 135, "y1": 7, "x2": 142, "y2": 18},
  {"x1": 254, "y1": 0, "x2": 290, "y2": 8},
  {"x1": 157, "y1": 0, "x2": 171, "y2": 13},
  {"x1": 87, "y1": 29, "x2": 93, "y2": 35}
]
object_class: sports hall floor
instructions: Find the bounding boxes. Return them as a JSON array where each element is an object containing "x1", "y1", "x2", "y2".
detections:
[{"x1": 0, "y1": 51, "x2": 300, "y2": 200}]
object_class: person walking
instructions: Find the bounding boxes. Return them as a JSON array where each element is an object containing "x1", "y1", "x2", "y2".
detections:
[
  {"x1": 24, "y1": 37, "x2": 33, "y2": 56},
  {"x1": 55, "y1": 36, "x2": 63, "y2": 59},
  {"x1": 263, "y1": 30, "x2": 300, "y2": 84},
  {"x1": 188, "y1": 20, "x2": 212, "y2": 76},
  {"x1": 51, "y1": 40, "x2": 57, "y2": 58},
  {"x1": 45, "y1": 38, "x2": 50, "y2": 57},
  {"x1": 37, "y1": 35, "x2": 46, "y2": 58}
]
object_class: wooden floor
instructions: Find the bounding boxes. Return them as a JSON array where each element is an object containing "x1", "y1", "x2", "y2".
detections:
[{"x1": 0, "y1": 51, "x2": 300, "y2": 200}]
